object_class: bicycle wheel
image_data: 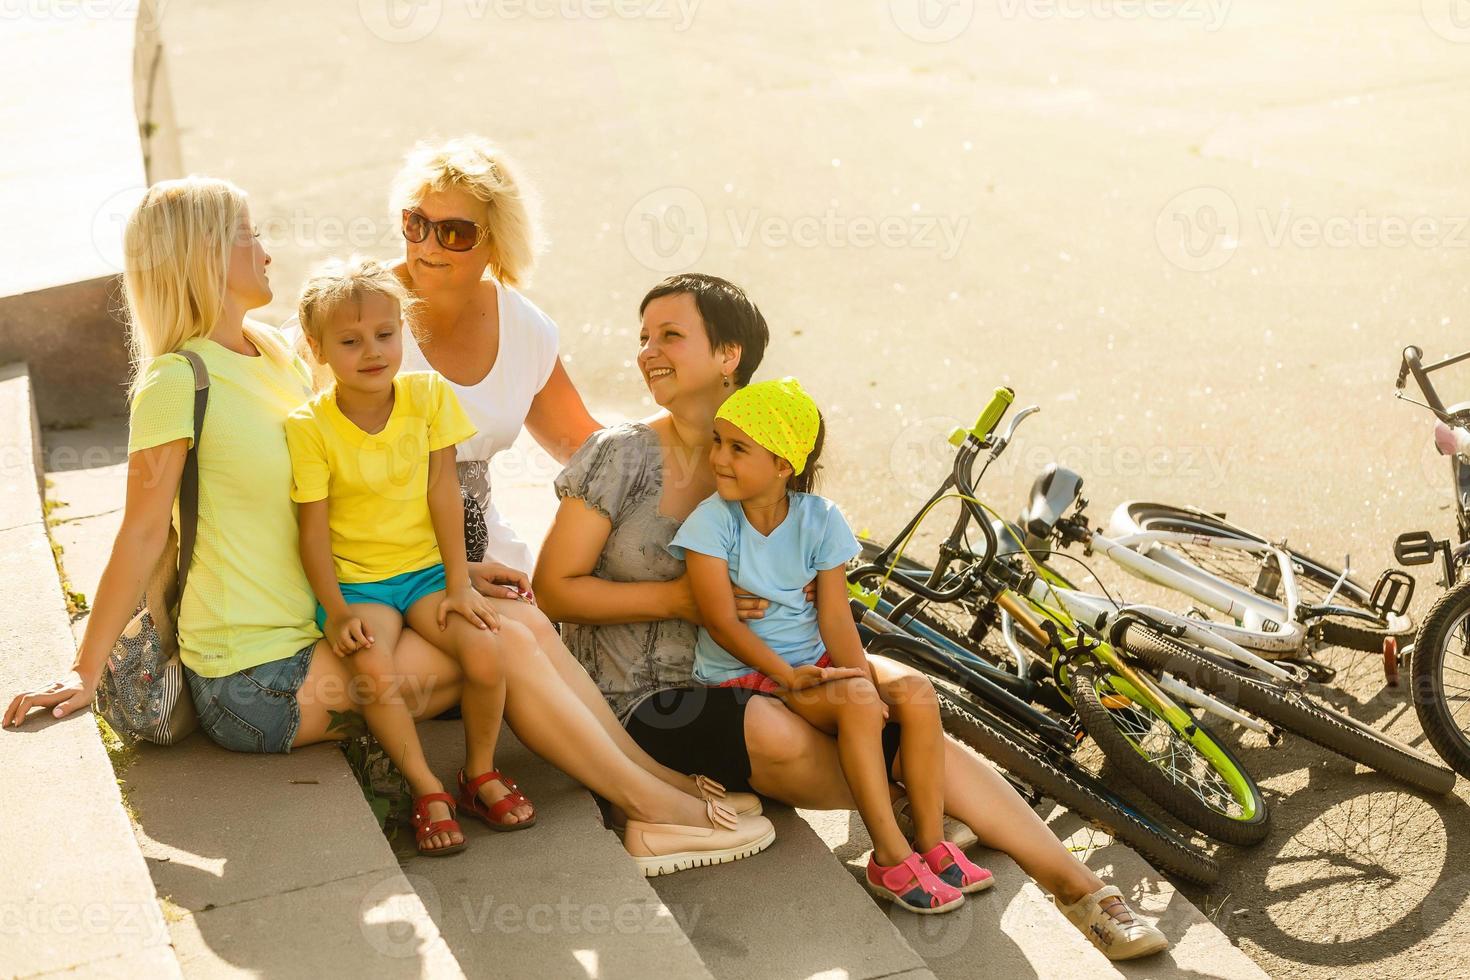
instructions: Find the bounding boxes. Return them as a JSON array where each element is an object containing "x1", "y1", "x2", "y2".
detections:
[
  {"x1": 1113, "y1": 501, "x2": 1413, "y2": 652},
  {"x1": 1410, "y1": 581, "x2": 1470, "y2": 780},
  {"x1": 1118, "y1": 622, "x2": 1457, "y2": 796},
  {"x1": 934, "y1": 687, "x2": 1220, "y2": 885},
  {"x1": 1070, "y1": 664, "x2": 1270, "y2": 845}
]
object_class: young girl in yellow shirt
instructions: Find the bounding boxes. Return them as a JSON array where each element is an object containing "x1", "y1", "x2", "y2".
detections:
[{"x1": 286, "y1": 256, "x2": 534, "y2": 856}]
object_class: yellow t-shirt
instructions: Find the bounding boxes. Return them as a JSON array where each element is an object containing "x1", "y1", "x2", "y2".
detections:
[
  {"x1": 284, "y1": 371, "x2": 477, "y2": 584},
  {"x1": 127, "y1": 331, "x2": 323, "y2": 678}
]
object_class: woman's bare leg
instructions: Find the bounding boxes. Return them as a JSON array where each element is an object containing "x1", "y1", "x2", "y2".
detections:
[{"x1": 493, "y1": 599, "x2": 708, "y2": 795}]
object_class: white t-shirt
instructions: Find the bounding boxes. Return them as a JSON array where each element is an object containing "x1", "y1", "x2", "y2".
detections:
[{"x1": 281, "y1": 279, "x2": 559, "y2": 573}]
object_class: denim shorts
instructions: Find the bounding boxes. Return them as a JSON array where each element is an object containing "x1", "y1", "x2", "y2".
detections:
[
  {"x1": 185, "y1": 642, "x2": 316, "y2": 754},
  {"x1": 314, "y1": 563, "x2": 446, "y2": 630}
]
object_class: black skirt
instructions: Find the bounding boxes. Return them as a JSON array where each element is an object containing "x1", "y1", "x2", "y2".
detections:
[{"x1": 624, "y1": 686, "x2": 903, "y2": 794}]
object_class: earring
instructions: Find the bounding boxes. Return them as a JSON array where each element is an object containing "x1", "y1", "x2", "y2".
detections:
[{"x1": 723, "y1": 374, "x2": 732, "y2": 388}]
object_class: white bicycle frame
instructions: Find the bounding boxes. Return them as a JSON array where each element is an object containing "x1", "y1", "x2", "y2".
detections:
[{"x1": 1084, "y1": 525, "x2": 1350, "y2": 656}]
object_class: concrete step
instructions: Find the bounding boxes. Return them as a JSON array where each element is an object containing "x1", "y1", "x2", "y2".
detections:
[
  {"x1": 408, "y1": 721, "x2": 711, "y2": 980},
  {"x1": 799, "y1": 808, "x2": 1121, "y2": 980},
  {"x1": 122, "y1": 736, "x2": 462, "y2": 977},
  {"x1": 650, "y1": 805, "x2": 936, "y2": 980},
  {"x1": 1046, "y1": 810, "x2": 1269, "y2": 980},
  {"x1": 1, "y1": 365, "x2": 179, "y2": 980}
]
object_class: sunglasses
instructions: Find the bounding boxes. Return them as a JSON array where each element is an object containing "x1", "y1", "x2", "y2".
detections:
[{"x1": 401, "y1": 209, "x2": 488, "y2": 252}]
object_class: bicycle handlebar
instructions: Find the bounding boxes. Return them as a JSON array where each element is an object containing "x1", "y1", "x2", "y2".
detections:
[{"x1": 949, "y1": 386, "x2": 1016, "y2": 448}]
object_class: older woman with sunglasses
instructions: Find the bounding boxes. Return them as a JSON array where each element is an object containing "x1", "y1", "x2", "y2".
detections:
[{"x1": 288, "y1": 136, "x2": 602, "y2": 578}]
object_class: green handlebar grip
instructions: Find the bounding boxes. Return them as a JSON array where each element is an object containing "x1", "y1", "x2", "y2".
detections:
[
  {"x1": 974, "y1": 386, "x2": 1015, "y2": 438},
  {"x1": 948, "y1": 386, "x2": 1015, "y2": 447}
]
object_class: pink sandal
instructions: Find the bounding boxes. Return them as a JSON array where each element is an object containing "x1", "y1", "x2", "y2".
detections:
[
  {"x1": 458, "y1": 768, "x2": 537, "y2": 832},
  {"x1": 866, "y1": 852, "x2": 965, "y2": 914},
  {"x1": 411, "y1": 792, "x2": 466, "y2": 857},
  {"x1": 920, "y1": 841, "x2": 994, "y2": 894}
]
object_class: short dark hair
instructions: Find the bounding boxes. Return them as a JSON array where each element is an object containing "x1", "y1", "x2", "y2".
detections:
[
  {"x1": 638, "y1": 273, "x2": 769, "y2": 386},
  {"x1": 789, "y1": 411, "x2": 826, "y2": 495}
]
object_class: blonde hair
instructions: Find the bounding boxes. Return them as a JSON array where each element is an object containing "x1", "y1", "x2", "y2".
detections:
[
  {"x1": 297, "y1": 255, "x2": 416, "y2": 346},
  {"x1": 122, "y1": 176, "x2": 288, "y2": 399},
  {"x1": 389, "y1": 136, "x2": 543, "y2": 288}
]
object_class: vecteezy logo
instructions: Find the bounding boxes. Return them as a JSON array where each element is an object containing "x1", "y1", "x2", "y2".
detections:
[
  {"x1": 623, "y1": 188, "x2": 709, "y2": 273},
  {"x1": 359, "y1": 873, "x2": 440, "y2": 958},
  {"x1": 359, "y1": 0, "x2": 443, "y2": 43},
  {"x1": 91, "y1": 186, "x2": 150, "y2": 274},
  {"x1": 889, "y1": 0, "x2": 975, "y2": 42},
  {"x1": 1423, "y1": 0, "x2": 1470, "y2": 42},
  {"x1": 1155, "y1": 186, "x2": 1240, "y2": 272}
]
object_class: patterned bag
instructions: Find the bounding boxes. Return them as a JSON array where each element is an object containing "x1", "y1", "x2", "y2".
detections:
[
  {"x1": 460, "y1": 461, "x2": 490, "y2": 564},
  {"x1": 94, "y1": 351, "x2": 209, "y2": 745}
]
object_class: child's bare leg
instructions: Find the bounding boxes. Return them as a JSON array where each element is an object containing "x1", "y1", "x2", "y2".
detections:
[
  {"x1": 872, "y1": 659, "x2": 946, "y2": 852},
  {"x1": 782, "y1": 677, "x2": 911, "y2": 866},
  {"x1": 406, "y1": 593, "x2": 532, "y2": 824},
  {"x1": 344, "y1": 604, "x2": 460, "y2": 851}
]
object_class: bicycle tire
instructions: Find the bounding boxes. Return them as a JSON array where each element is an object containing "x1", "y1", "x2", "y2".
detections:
[
  {"x1": 934, "y1": 687, "x2": 1220, "y2": 885},
  {"x1": 1070, "y1": 664, "x2": 1270, "y2": 845},
  {"x1": 1119, "y1": 622, "x2": 1457, "y2": 796},
  {"x1": 1114, "y1": 502, "x2": 1414, "y2": 652},
  {"x1": 1410, "y1": 581, "x2": 1470, "y2": 780}
]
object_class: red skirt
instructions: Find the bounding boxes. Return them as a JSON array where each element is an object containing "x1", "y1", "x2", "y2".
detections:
[{"x1": 717, "y1": 653, "x2": 833, "y2": 695}]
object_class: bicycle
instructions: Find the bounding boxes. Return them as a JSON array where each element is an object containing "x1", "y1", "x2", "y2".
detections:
[
  {"x1": 853, "y1": 388, "x2": 1456, "y2": 802},
  {"x1": 1391, "y1": 344, "x2": 1470, "y2": 778},
  {"x1": 847, "y1": 388, "x2": 1269, "y2": 853}
]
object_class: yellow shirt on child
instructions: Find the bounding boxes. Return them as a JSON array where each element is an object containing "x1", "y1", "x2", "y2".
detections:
[{"x1": 284, "y1": 371, "x2": 476, "y2": 584}]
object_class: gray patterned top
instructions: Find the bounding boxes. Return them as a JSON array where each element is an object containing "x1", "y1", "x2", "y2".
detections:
[{"x1": 554, "y1": 421, "x2": 698, "y2": 721}]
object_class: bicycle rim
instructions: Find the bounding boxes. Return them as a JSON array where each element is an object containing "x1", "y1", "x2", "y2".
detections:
[{"x1": 1071, "y1": 665, "x2": 1269, "y2": 845}]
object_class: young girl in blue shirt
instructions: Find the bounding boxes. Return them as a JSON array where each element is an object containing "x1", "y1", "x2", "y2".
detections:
[{"x1": 668, "y1": 377, "x2": 991, "y2": 915}]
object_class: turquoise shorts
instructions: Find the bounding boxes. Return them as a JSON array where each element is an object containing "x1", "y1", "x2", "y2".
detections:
[{"x1": 316, "y1": 563, "x2": 447, "y2": 630}]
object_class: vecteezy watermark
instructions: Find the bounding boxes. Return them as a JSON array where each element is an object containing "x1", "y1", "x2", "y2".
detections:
[
  {"x1": 888, "y1": 0, "x2": 1228, "y2": 42},
  {"x1": 0, "y1": 0, "x2": 169, "y2": 27},
  {"x1": 1157, "y1": 186, "x2": 1470, "y2": 272},
  {"x1": 0, "y1": 899, "x2": 168, "y2": 944},
  {"x1": 361, "y1": 874, "x2": 442, "y2": 958},
  {"x1": 358, "y1": 0, "x2": 700, "y2": 42},
  {"x1": 997, "y1": 0, "x2": 1230, "y2": 30},
  {"x1": 1422, "y1": 0, "x2": 1470, "y2": 42},
  {"x1": 888, "y1": 0, "x2": 976, "y2": 43},
  {"x1": 886, "y1": 415, "x2": 1237, "y2": 497},
  {"x1": 624, "y1": 187, "x2": 970, "y2": 272},
  {"x1": 1155, "y1": 186, "x2": 1240, "y2": 273},
  {"x1": 623, "y1": 187, "x2": 709, "y2": 273}
]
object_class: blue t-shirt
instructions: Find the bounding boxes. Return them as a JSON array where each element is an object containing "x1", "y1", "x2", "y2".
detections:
[{"x1": 667, "y1": 491, "x2": 862, "y2": 685}]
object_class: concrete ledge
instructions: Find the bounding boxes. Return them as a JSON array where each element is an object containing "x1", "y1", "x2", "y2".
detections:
[
  {"x1": 1048, "y1": 810, "x2": 1270, "y2": 980},
  {"x1": 410, "y1": 721, "x2": 712, "y2": 980},
  {"x1": 123, "y1": 735, "x2": 462, "y2": 977},
  {"x1": 652, "y1": 806, "x2": 934, "y2": 980},
  {"x1": 800, "y1": 808, "x2": 1121, "y2": 980},
  {"x1": 0, "y1": 279, "x2": 131, "y2": 426},
  {"x1": 0, "y1": 367, "x2": 177, "y2": 980}
]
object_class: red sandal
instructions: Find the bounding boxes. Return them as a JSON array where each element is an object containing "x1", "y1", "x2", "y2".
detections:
[
  {"x1": 458, "y1": 768, "x2": 537, "y2": 832},
  {"x1": 411, "y1": 792, "x2": 466, "y2": 857}
]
